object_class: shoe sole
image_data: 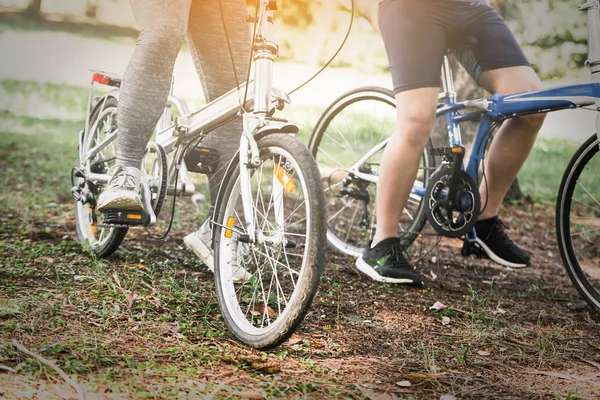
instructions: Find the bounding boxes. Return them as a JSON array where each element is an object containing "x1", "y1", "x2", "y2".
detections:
[
  {"x1": 97, "y1": 195, "x2": 144, "y2": 212},
  {"x1": 473, "y1": 238, "x2": 529, "y2": 269},
  {"x1": 183, "y1": 233, "x2": 214, "y2": 272},
  {"x1": 355, "y1": 258, "x2": 418, "y2": 284}
]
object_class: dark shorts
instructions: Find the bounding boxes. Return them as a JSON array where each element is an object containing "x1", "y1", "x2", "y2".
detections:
[{"x1": 378, "y1": 0, "x2": 532, "y2": 95}]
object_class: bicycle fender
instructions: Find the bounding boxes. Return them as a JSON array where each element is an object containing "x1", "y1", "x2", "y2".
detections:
[
  {"x1": 90, "y1": 89, "x2": 120, "y2": 117},
  {"x1": 255, "y1": 122, "x2": 298, "y2": 136}
]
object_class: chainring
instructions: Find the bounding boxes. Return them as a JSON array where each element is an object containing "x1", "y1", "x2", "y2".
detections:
[
  {"x1": 142, "y1": 142, "x2": 168, "y2": 216},
  {"x1": 424, "y1": 167, "x2": 480, "y2": 238}
]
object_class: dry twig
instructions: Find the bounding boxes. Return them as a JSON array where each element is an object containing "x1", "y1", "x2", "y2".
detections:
[{"x1": 11, "y1": 339, "x2": 87, "y2": 400}]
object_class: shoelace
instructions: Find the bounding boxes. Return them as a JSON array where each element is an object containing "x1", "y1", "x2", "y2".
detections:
[
  {"x1": 387, "y1": 241, "x2": 412, "y2": 268},
  {"x1": 106, "y1": 166, "x2": 138, "y2": 191},
  {"x1": 484, "y1": 218, "x2": 511, "y2": 243}
]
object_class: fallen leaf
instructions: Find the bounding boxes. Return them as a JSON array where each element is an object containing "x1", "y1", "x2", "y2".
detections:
[
  {"x1": 431, "y1": 256, "x2": 437, "y2": 264},
  {"x1": 429, "y1": 301, "x2": 447, "y2": 311},
  {"x1": 440, "y1": 395, "x2": 457, "y2": 400},
  {"x1": 231, "y1": 390, "x2": 265, "y2": 399},
  {"x1": 430, "y1": 271, "x2": 438, "y2": 281},
  {"x1": 493, "y1": 307, "x2": 507, "y2": 315},
  {"x1": 477, "y1": 350, "x2": 491, "y2": 356},
  {"x1": 287, "y1": 334, "x2": 302, "y2": 345},
  {"x1": 396, "y1": 381, "x2": 411, "y2": 387},
  {"x1": 441, "y1": 316, "x2": 451, "y2": 326},
  {"x1": 250, "y1": 304, "x2": 279, "y2": 318},
  {"x1": 117, "y1": 287, "x2": 133, "y2": 309}
]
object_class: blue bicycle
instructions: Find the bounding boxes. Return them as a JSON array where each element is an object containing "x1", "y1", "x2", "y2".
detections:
[{"x1": 310, "y1": 1, "x2": 600, "y2": 310}]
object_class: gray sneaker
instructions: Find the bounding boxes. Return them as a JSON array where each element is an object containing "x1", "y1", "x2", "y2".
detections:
[
  {"x1": 97, "y1": 165, "x2": 143, "y2": 212},
  {"x1": 184, "y1": 219, "x2": 252, "y2": 283}
]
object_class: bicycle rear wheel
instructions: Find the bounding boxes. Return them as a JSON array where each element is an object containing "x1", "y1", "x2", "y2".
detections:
[
  {"x1": 309, "y1": 86, "x2": 435, "y2": 257},
  {"x1": 213, "y1": 134, "x2": 326, "y2": 349},
  {"x1": 556, "y1": 134, "x2": 600, "y2": 310},
  {"x1": 74, "y1": 97, "x2": 128, "y2": 257}
]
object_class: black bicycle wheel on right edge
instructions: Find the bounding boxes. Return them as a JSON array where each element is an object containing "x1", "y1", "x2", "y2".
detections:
[
  {"x1": 309, "y1": 86, "x2": 435, "y2": 258},
  {"x1": 556, "y1": 134, "x2": 600, "y2": 311},
  {"x1": 213, "y1": 134, "x2": 326, "y2": 349}
]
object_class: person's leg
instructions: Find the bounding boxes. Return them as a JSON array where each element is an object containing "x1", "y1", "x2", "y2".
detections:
[
  {"x1": 98, "y1": 0, "x2": 192, "y2": 212},
  {"x1": 183, "y1": 0, "x2": 251, "y2": 280},
  {"x1": 477, "y1": 67, "x2": 545, "y2": 220},
  {"x1": 373, "y1": 88, "x2": 439, "y2": 244},
  {"x1": 187, "y1": 0, "x2": 251, "y2": 213},
  {"x1": 355, "y1": 0, "x2": 450, "y2": 284},
  {"x1": 117, "y1": 0, "x2": 192, "y2": 168},
  {"x1": 459, "y1": 3, "x2": 545, "y2": 267}
]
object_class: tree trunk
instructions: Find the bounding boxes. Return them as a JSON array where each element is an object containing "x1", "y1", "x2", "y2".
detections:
[
  {"x1": 24, "y1": 0, "x2": 42, "y2": 18},
  {"x1": 86, "y1": 0, "x2": 98, "y2": 19}
]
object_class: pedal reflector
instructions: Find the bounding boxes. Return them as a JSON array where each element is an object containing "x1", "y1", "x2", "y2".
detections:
[
  {"x1": 224, "y1": 217, "x2": 235, "y2": 238},
  {"x1": 274, "y1": 164, "x2": 296, "y2": 193},
  {"x1": 127, "y1": 213, "x2": 142, "y2": 220}
]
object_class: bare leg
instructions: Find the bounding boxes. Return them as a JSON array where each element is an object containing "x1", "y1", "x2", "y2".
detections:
[
  {"x1": 372, "y1": 87, "x2": 439, "y2": 246},
  {"x1": 477, "y1": 66, "x2": 546, "y2": 219}
]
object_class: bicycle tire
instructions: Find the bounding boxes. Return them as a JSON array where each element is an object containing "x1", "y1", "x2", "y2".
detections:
[
  {"x1": 308, "y1": 86, "x2": 435, "y2": 257},
  {"x1": 213, "y1": 134, "x2": 326, "y2": 349},
  {"x1": 74, "y1": 97, "x2": 128, "y2": 257},
  {"x1": 556, "y1": 134, "x2": 600, "y2": 311}
]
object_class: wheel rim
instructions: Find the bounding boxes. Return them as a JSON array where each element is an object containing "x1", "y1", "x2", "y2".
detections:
[
  {"x1": 312, "y1": 91, "x2": 430, "y2": 256},
  {"x1": 560, "y1": 138, "x2": 600, "y2": 307},
  {"x1": 218, "y1": 146, "x2": 312, "y2": 336},
  {"x1": 75, "y1": 106, "x2": 120, "y2": 248}
]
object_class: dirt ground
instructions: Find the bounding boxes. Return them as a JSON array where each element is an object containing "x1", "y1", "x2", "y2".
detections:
[{"x1": 1, "y1": 199, "x2": 600, "y2": 400}]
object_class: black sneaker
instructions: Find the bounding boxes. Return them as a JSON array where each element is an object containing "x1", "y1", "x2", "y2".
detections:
[
  {"x1": 462, "y1": 216, "x2": 531, "y2": 268},
  {"x1": 355, "y1": 238, "x2": 423, "y2": 285}
]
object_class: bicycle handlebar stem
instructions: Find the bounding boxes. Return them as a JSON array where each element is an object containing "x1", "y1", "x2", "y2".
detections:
[
  {"x1": 581, "y1": 0, "x2": 600, "y2": 80},
  {"x1": 253, "y1": 0, "x2": 278, "y2": 113}
]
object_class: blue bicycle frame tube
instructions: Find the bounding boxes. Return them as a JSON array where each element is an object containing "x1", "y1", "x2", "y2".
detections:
[{"x1": 433, "y1": 82, "x2": 600, "y2": 185}]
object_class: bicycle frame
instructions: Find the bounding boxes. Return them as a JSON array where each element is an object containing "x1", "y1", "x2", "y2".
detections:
[{"x1": 82, "y1": 0, "x2": 295, "y2": 238}]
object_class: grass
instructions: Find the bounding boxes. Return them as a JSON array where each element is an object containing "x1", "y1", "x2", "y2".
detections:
[{"x1": 1, "y1": 79, "x2": 599, "y2": 399}]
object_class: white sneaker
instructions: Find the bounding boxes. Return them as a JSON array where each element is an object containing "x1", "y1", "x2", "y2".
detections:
[
  {"x1": 97, "y1": 165, "x2": 144, "y2": 211},
  {"x1": 184, "y1": 219, "x2": 252, "y2": 283}
]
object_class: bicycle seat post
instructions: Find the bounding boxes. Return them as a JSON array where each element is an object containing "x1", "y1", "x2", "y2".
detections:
[
  {"x1": 441, "y1": 55, "x2": 463, "y2": 148},
  {"x1": 441, "y1": 55, "x2": 457, "y2": 99}
]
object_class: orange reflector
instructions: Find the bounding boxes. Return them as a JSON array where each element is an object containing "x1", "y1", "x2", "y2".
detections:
[
  {"x1": 91, "y1": 226, "x2": 97, "y2": 235},
  {"x1": 224, "y1": 216, "x2": 235, "y2": 238},
  {"x1": 127, "y1": 214, "x2": 142, "y2": 220},
  {"x1": 451, "y1": 147, "x2": 464, "y2": 153},
  {"x1": 274, "y1": 165, "x2": 296, "y2": 193}
]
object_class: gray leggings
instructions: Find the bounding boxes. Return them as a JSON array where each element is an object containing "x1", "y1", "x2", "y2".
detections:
[{"x1": 117, "y1": 0, "x2": 250, "y2": 209}]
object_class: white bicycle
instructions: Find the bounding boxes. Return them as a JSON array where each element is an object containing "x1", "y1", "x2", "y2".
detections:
[{"x1": 71, "y1": 0, "x2": 327, "y2": 349}]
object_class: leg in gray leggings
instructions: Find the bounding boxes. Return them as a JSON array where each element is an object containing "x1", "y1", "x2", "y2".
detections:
[
  {"x1": 187, "y1": 0, "x2": 251, "y2": 213},
  {"x1": 117, "y1": 0, "x2": 250, "y2": 211}
]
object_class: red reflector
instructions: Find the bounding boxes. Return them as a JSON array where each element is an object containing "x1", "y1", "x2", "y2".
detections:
[{"x1": 92, "y1": 73, "x2": 110, "y2": 85}]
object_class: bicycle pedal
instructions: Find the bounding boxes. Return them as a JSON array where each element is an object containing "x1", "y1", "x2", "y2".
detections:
[
  {"x1": 102, "y1": 209, "x2": 151, "y2": 227},
  {"x1": 461, "y1": 240, "x2": 486, "y2": 259},
  {"x1": 185, "y1": 146, "x2": 221, "y2": 174}
]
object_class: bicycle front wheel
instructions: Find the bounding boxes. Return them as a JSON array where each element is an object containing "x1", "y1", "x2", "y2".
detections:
[
  {"x1": 556, "y1": 134, "x2": 600, "y2": 311},
  {"x1": 309, "y1": 86, "x2": 435, "y2": 257},
  {"x1": 213, "y1": 134, "x2": 326, "y2": 349}
]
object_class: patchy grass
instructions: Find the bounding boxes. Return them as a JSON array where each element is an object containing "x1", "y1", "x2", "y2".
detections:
[{"x1": 1, "y1": 112, "x2": 600, "y2": 398}]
